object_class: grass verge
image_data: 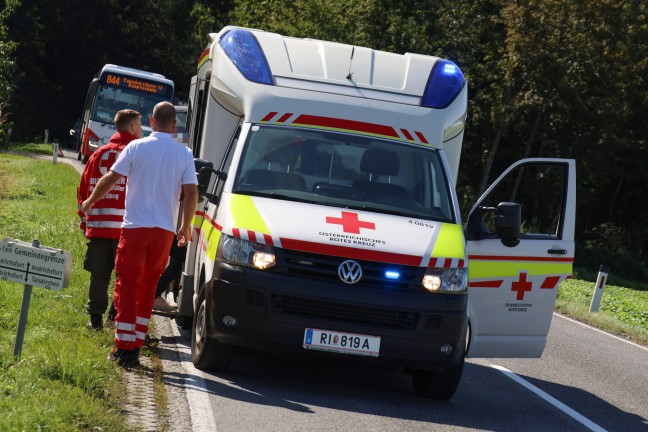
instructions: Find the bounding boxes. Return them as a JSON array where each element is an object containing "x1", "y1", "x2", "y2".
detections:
[
  {"x1": 5, "y1": 141, "x2": 58, "y2": 156},
  {"x1": 0, "y1": 152, "x2": 131, "y2": 431},
  {"x1": 556, "y1": 278, "x2": 648, "y2": 346}
]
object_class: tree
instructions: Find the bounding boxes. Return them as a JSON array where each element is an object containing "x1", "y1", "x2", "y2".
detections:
[{"x1": 0, "y1": 0, "x2": 17, "y2": 142}]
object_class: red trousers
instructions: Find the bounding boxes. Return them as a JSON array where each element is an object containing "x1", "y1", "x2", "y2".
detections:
[{"x1": 114, "y1": 227, "x2": 174, "y2": 350}]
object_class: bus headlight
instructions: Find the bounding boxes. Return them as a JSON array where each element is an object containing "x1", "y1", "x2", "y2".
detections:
[
  {"x1": 218, "y1": 234, "x2": 276, "y2": 269},
  {"x1": 422, "y1": 267, "x2": 467, "y2": 293}
]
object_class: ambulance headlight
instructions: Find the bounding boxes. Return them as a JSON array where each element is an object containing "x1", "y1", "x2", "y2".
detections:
[
  {"x1": 422, "y1": 267, "x2": 467, "y2": 293},
  {"x1": 220, "y1": 29, "x2": 273, "y2": 85},
  {"x1": 218, "y1": 234, "x2": 276, "y2": 269},
  {"x1": 88, "y1": 137, "x2": 100, "y2": 150}
]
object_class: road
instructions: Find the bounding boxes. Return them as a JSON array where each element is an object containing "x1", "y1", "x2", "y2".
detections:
[{"x1": 154, "y1": 313, "x2": 648, "y2": 432}]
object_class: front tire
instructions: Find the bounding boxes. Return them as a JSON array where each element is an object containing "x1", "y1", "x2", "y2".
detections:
[
  {"x1": 191, "y1": 283, "x2": 232, "y2": 371},
  {"x1": 410, "y1": 337, "x2": 466, "y2": 400}
]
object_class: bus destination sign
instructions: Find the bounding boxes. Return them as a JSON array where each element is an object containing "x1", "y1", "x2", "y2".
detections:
[{"x1": 101, "y1": 73, "x2": 172, "y2": 97}]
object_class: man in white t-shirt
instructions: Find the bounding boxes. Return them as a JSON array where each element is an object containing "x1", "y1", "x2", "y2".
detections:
[{"x1": 82, "y1": 102, "x2": 198, "y2": 367}]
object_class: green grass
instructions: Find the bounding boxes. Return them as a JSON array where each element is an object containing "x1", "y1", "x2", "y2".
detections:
[
  {"x1": 5, "y1": 142, "x2": 58, "y2": 156},
  {"x1": 0, "y1": 152, "x2": 131, "y2": 431},
  {"x1": 556, "y1": 278, "x2": 648, "y2": 346}
]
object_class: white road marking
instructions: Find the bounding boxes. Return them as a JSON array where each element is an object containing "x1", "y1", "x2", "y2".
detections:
[
  {"x1": 170, "y1": 323, "x2": 218, "y2": 432},
  {"x1": 491, "y1": 364, "x2": 607, "y2": 432},
  {"x1": 554, "y1": 312, "x2": 648, "y2": 352}
]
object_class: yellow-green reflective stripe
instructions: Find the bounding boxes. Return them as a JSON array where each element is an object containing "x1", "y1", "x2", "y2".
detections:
[
  {"x1": 206, "y1": 229, "x2": 221, "y2": 261},
  {"x1": 469, "y1": 261, "x2": 572, "y2": 278},
  {"x1": 192, "y1": 214, "x2": 204, "y2": 228},
  {"x1": 229, "y1": 194, "x2": 269, "y2": 233},
  {"x1": 430, "y1": 223, "x2": 465, "y2": 259}
]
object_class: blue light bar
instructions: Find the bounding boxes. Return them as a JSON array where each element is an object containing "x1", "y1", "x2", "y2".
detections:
[
  {"x1": 219, "y1": 29, "x2": 273, "y2": 85},
  {"x1": 421, "y1": 59, "x2": 466, "y2": 109},
  {"x1": 385, "y1": 271, "x2": 400, "y2": 280}
]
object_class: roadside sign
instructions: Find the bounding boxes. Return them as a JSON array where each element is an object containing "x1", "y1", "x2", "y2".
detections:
[{"x1": 0, "y1": 238, "x2": 72, "y2": 291}]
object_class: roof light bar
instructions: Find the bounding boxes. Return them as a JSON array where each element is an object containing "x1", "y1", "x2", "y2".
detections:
[
  {"x1": 219, "y1": 29, "x2": 274, "y2": 85},
  {"x1": 422, "y1": 60, "x2": 466, "y2": 109}
]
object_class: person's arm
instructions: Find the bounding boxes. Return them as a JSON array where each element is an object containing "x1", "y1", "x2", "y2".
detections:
[
  {"x1": 177, "y1": 183, "x2": 198, "y2": 247},
  {"x1": 81, "y1": 170, "x2": 124, "y2": 213},
  {"x1": 77, "y1": 170, "x2": 89, "y2": 231}
]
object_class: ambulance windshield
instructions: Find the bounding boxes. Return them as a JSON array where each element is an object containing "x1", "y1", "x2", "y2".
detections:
[{"x1": 233, "y1": 125, "x2": 455, "y2": 222}]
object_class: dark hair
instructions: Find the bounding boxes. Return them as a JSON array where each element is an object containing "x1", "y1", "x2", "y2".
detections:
[{"x1": 114, "y1": 109, "x2": 141, "y2": 131}]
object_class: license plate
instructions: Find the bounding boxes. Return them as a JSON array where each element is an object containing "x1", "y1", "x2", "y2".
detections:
[{"x1": 303, "y1": 328, "x2": 381, "y2": 357}]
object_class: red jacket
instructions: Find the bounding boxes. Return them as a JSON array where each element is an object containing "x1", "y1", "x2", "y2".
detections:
[{"x1": 77, "y1": 131, "x2": 138, "y2": 239}]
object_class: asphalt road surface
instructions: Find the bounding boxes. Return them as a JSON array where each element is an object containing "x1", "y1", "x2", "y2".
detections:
[{"x1": 154, "y1": 313, "x2": 648, "y2": 432}]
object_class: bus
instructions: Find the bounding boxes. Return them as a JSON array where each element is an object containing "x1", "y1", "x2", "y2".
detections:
[{"x1": 74, "y1": 64, "x2": 174, "y2": 162}]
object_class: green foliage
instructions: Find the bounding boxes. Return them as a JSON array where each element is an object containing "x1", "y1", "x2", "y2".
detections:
[
  {"x1": 0, "y1": 153, "x2": 130, "y2": 431},
  {"x1": 557, "y1": 279, "x2": 648, "y2": 345},
  {"x1": 3, "y1": 1, "x2": 648, "y2": 281}
]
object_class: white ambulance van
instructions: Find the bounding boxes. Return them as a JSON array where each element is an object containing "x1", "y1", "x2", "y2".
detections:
[{"x1": 177, "y1": 26, "x2": 576, "y2": 400}]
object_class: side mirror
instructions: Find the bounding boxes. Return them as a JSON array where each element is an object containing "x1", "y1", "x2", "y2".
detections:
[
  {"x1": 194, "y1": 158, "x2": 227, "y2": 201},
  {"x1": 495, "y1": 202, "x2": 521, "y2": 247}
]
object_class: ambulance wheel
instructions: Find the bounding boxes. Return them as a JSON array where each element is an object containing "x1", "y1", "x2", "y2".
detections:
[
  {"x1": 410, "y1": 340, "x2": 465, "y2": 400},
  {"x1": 77, "y1": 150, "x2": 82, "y2": 161},
  {"x1": 191, "y1": 283, "x2": 232, "y2": 371}
]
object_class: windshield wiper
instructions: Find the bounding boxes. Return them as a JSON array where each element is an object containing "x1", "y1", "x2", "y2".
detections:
[
  {"x1": 233, "y1": 189, "x2": 312, "y2": 204},
  {"x1": 343, "y1": 203, "x2": 447, "y2": 222}
]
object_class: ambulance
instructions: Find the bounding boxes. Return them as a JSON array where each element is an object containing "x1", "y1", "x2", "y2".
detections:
[{"x1": 176, "y1": 26, "x2": 576, "y2": 400}]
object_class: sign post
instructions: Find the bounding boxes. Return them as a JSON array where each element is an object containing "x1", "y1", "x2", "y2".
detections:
[{"x1": 0, "y1": 238, "x2": 72, "y2": 357}]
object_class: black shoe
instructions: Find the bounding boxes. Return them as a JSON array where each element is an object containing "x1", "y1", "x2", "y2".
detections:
[
  {"x1": 88, "y1": 314, "x2": 103, "y2": 330},
  {"x1": 108, "y1": 348, "x2": 139, "y2": 368}
]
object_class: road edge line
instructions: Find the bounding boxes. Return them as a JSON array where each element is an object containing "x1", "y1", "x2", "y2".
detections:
[{"x1": 491, "y1": 364, "x2": 607, "y2": 432}]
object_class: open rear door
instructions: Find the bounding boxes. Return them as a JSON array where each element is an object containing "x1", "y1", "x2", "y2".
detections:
[{"x1": 466, "y1": 158, "x2": 576, "y2": 358}]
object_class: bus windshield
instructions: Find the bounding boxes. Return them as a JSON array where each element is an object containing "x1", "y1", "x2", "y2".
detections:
[
  {"x1": 92, "y1": 84, "x2": 171, "y2": 125},
  {"x1": 233, "y1": 125, "x2": 455, "y2": 223}
]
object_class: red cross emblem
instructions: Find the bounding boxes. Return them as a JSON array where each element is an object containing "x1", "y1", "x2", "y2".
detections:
[
  {"x1": 511, "y1": 272, "x2": 533, "y2": 300},
  {"x1": 326, "y1": 211, "x2": 375, "y2": 234},
  {"x1": 99, "y1": 150, "x2": 119, "y2": 175}
]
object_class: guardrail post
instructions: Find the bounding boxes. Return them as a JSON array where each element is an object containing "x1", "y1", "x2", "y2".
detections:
[
  {"x1": 52, "y1": 139, "x2": 59, "y2": 164},
  {"x1": 589, "y1": 265, "x2": 609, "y2": 313}
]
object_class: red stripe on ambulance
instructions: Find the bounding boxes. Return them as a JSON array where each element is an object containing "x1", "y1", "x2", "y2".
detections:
[
  {"x1": 292, "y1": 114, "x2": 399, "y2": 138},
  {"x1": 540, "y1": 275, "x2": 561, "y2": 289},
  {"x1": 277, "y1": 113, "x2": 293, "y2": 123},
  {"x1": 261, "y1": 112, "x2": 278, "y2": 122},
  {"x1": 469, "y1": 280, "x2": 504, "y2": 288}
]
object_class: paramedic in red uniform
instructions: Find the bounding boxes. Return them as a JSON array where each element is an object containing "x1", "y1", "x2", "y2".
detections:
[
  {"x1": 81, "y1": 102, "x2": 198, "y2": 367},
  {"x1": 77, "y1": 109, "x2": 142, "y2": 330}
]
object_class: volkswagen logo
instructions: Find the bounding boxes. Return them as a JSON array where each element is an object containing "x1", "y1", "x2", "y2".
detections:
[{"x1": 338, "y1": 260, "x2": 362, "y2": 284}]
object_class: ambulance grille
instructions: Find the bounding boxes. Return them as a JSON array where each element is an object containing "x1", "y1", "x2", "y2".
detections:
[
  {"x1": 270, "y1": 294, "x2": 420, "y2": 330},
  {"x1": 280, "y1": 249, "x2": 423, "y2": 291}
]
